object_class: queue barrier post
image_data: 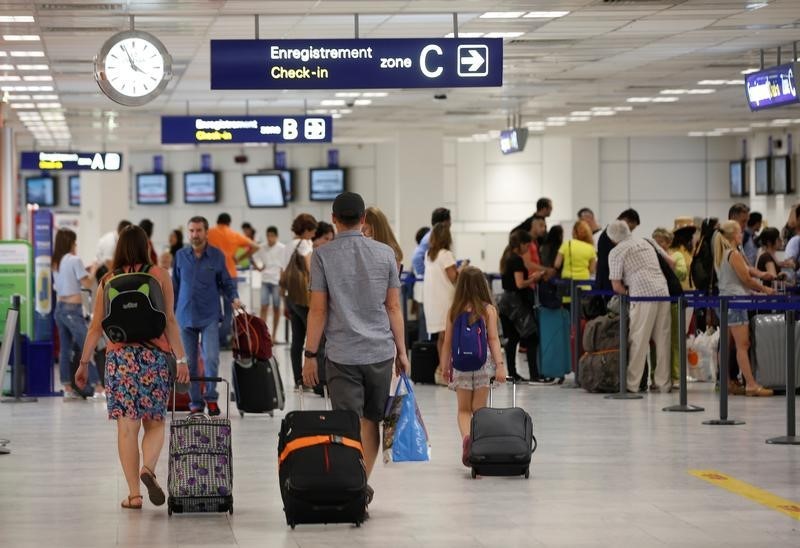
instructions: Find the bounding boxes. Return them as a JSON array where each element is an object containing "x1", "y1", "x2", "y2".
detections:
[
  {"x1": 663, "y1": 295, "x2": 704, "y2": 413},
  {"x1": 703, "y1": 296, "x2": 743, "y2": 425},
  {"x1": 1, "y1": 295, "x2": 36, "y2": 405},
  {"x1": 606, "y1": 294, "x2": 642, "y2": 400},
  {"x1": 562, "y1": 279, "x2": 582, "y2": 390},
  {"x1": 766, "y1": 307, "x2": 800, "y2": 445}
]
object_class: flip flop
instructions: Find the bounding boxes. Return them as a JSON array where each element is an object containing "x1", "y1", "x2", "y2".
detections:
[
  {"x1": 121, "y1": 495, "x2": 143, "y2": 509},
  {"x1": 139, "y1": 466, "x2": 166, "y2": 506}
]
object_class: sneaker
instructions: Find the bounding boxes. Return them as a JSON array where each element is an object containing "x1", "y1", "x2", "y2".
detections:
[
  {"x1": 91, "y1": 392, "x2": 107, "y2": 402},
  {"x1": 207, "y1": 402, "x2": 221, "y2": 417},
  {"x1": 461, "y1": 435, "x2": 471, "y2": 467},
  {"x1": 63, "y1": 390, "x2": 81, "y2": 401}
]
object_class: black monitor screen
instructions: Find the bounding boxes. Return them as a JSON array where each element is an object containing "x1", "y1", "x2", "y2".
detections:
[
  {"x1": 244, "y1": 174, "x2": 286, "y2": 208},
  {"x1": 68, "y1": 175, "x2": 80, "y2": 206},
  {"x1": 754, "y1": 157, "x2": 771, "y2": 195},
  {"x1": 25, "y1": 176, "x2": 55, "y2": 206},
  {"x1": 771, "y1": 156, "x2": 792, "y2": 194},
  {"x1": 260, "y1": 169, "x2": 293, "y2": 202},
  {"x1": 136, "y1": 173, "x2": 170, "y2": 205},
  {"x1": 310, "y1": 168, "x2": 345, "y2": 201},
  {"x1": 183, "y1": 171, "x2": 218, "y2": 203}
]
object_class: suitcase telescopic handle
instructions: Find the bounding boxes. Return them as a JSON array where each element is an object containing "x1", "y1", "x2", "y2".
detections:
[
  {"x1": 489, "y1": 376, "x2": 516, "y2": 408},
  {"x1": 171, "y1": 377, "x2": 230, "y2": 421}
]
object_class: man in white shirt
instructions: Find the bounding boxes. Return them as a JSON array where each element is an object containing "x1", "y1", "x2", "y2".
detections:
[
  {"x1": 93, "y1": 219, "x2": 131, "y2": 281},
  {"x1": 254, "y1": 225, "x2": 286, "y2": 340}
]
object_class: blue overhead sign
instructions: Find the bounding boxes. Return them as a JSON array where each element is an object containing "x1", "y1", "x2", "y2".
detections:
[
  {"x1": 20, "y1": 151, "x2": 122, "y2": 171},
  {"x1": 210, "y1": 39, "x2": 503, "y2": 90},
  {"x1": 161, "y1": 115, "x2": 333, "y2": 144},
  {"x1": 745, "y1": 63, "x2": 800, "y2": 111}
]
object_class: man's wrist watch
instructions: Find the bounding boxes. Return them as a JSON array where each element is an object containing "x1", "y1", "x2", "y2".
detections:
[{"x1": 304, "y1": 349, "x2": 318, "y2": 359}]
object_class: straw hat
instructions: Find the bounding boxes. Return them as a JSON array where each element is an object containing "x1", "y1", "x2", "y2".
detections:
[{"x1": 672, "y1": 216, "x2": 696, "y2": 234}]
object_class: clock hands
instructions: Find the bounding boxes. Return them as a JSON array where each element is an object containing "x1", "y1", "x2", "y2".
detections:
[{"x1": 120, "y1": 44, "x2": 144, "y2": 73}]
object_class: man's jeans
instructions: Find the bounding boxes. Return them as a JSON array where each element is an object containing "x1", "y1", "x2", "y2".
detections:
[{"x1": 180, "y1": 322, "x2": 220, "y2": 409}]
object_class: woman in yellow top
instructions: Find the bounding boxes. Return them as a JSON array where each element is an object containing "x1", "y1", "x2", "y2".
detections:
[{"x1": 554, "y1": 220, "x2": 597, "y2": 304}]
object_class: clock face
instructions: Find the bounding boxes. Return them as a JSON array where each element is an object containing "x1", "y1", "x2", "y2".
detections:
[
  {"x1": 95, "y1": 30, "x2": 172, "y2": 106},
  {"x1": 104, "y1": 37, "x2": 165, "y2": 97}
]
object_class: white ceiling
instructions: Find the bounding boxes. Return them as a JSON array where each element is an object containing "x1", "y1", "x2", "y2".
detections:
[{"x1": 1, "y1": 0, "x2": 800, "y2": 149}]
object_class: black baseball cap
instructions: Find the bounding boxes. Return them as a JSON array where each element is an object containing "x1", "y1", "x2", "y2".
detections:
[{"x1": 332, "y1": 191, "x2": 365, "y2": 219}]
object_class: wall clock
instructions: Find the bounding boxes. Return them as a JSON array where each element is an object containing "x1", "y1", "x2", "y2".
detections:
[{"x1": 94, "y1": 30, "x2": 172, "y2": 107}]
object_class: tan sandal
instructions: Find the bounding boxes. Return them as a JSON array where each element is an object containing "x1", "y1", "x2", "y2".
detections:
[
  {"x1": 745, "y1": 385, "x2": 774, "y2": 397},
  {"x1": 121, "y1": 495, "x2": 143, "y2": 509},
  {"x1": 139, "y1": 465, "x2": 166, "y2": 506}
]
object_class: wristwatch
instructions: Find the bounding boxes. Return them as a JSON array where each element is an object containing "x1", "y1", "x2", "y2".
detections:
[
  {"x1": 176, "y1": 356, "x2": 188, "y2": 365},
  {"x1": 304, "y1": 349, "x2": 318, "y2": 359}
]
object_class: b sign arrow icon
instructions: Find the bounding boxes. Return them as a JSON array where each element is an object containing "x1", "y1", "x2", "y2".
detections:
[
  {"x1": 461, "y1": 49, "x2": 485, "y2": 72},
  {"x1": 457, "y1": 45, "x2": 489, "y2": 77}
]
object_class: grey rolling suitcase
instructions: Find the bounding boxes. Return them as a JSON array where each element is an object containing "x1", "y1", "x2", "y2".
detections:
[
  {"x1": 468, "y1": 378, "x2": 537, "y2": 479},
  {"x1": 750, "y1": 314, "x2": 800, "y2": 391}
]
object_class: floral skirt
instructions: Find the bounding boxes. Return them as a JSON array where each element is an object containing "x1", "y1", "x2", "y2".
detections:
[{"x1": 106, "y1": 345, "x2": 171, "y2": 421}]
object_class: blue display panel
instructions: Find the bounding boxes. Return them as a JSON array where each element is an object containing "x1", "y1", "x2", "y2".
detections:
[
  {"x1": 161, "y1": 115, "x2": 332, "y2": 144},
  {"x1": 20, "y1": 151, "x2": 122, "y2": 171},
  {"x1": 183, "y1": 172, "x2": 218, "y2": 204},
  {"x1": 136, "y1": 173, "x2": 170, "y2": 205},
  {"x1": 244, "y1": 174, "x2": 286, "y2": 208},
  {"x1": 210, "y1": 39, "x2": 502, "y2": 89},
  {"x1": 310, "y1": 168, "x2": 345, "y2": 201},
  {"x1": 25, "y1": 176, "x2": 55, "y2": 206},
  {"x1": 745, "y1": 63, "x2": 800, "y2": 111},
  {"x1": 68, "y1": 175, "x2": 80, "y2": 206}
]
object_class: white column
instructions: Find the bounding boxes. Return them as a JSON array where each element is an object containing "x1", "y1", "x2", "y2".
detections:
[
  {"x1": 394, "y1": 130, "x2": 444, "y2": 263},
  {"x1": 76, "y1": 151, "x2": 130, "y2": 266},
  {"x1": 1, "y1": 126, "x2": 15, "y2": 239}
]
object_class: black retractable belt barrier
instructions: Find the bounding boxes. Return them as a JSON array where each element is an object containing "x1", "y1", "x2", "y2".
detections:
[
  {"x1": 766, "y1": 307, "x2": 800, "y2": 445},
  {"x1": 606, "y1": 294, "x2": 642, "y2": 400},
  {"x1": 1, "y1": 295, "x2": 36, "y2": 405},
  {"x1": 562, "y1": 280, "x2": 582, "y2": 390},
  {"x1": 703, "y1": 297, "x2": 743, "y2": 425},
  {"x1": 663, "y1": 295, "x2": 705, "y2": 413}
]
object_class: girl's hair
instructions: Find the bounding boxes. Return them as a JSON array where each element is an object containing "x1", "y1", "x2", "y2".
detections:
[
  {"x1": 713, "y1": 220, "x2": 739, "y2": 268},
  {"x1": 500, "y1": 229, "x2": 532, "y2": 273},
  {"x1": 111, "y1": 225, "x2": 152, "y2": 272},
  {"x1": 427, "y1": 222, "x2": 452, "y2": 262},
  {"x1": 540, "y1": 225, "x2": 564, "y2": 267},
  {"x1": 672, "y1": 228, "x2": 694, "y2": 252},
  {"x1": 651, "y1": 227, "x2": 673, "y2": 247},
  {"x1": 756, "y1": 226, "x2": 780, "y2": 248},
  {"x1": 52, "y1": 228, "x2": 77, "y2": 271},
  {"x1": 449, "y1": 266, "x2": 493, "y2": 324},
  {"x1": 169, "y1": 229, "x2": 183, "y2": 256},
  {"x1": 365, "y1": 206, "x2": 403, "y2": 264},
  {"x1": 314, "y1": 221, "x2": 334, "y2": 242},
  {"x1": 291, "y1": 213, "x2": 318, "y2": 237},
  {"x1": 572, "y1": 220, "x2": 593, "y2": 245}
]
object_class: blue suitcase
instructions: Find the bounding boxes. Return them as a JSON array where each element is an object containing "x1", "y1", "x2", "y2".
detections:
[{"x1": 537, "y1": 306, "x2": 571, "y2": 379}]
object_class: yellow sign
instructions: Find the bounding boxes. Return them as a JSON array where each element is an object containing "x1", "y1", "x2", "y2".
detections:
[{"x1": 690, "y1": 469, "x2": 800, "y2": 521}]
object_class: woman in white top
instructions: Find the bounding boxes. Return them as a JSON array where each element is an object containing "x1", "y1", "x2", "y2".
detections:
[
  {"x1": 423, "y1": 222, "x2": 463, "y2": 357},
  {"x1": 52, "y1": 228, "x2": 103, "y2": 399}
]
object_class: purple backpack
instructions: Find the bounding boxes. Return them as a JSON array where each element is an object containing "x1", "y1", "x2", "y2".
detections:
[{"x1": 451, "y1": 312, "x2": 488, "y2": 372}]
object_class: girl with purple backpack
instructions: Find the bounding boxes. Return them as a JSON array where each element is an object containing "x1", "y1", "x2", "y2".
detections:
[{"x1": 439, "y1": 266, "x2": 507, "y2": 466}]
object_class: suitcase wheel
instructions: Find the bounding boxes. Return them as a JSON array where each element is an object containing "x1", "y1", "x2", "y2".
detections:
[
  {"x1": 471, "y1": 468, "x2": 477, "y2": 479},
  {"x1": 269, "y1": 411, "x2": 274, "y2": 417},
  {"x1": 355, "y1": 522, "x2": 361, "y2": 528},
  {"x1": 290, "y1": 523, "x2": 296, "y2": 530},
  {"x1": 239, "y1": 411, "x2": 244, "y2": 418},
  {"x1": 524, "y1": 467, "x2": 530, "y2": 479},
  {"x1": 228, "y1": 503, "x2": 234, "y2": 515},
  {"x1": 167, "y1": 505, "x2": 173, "y2": 516}
]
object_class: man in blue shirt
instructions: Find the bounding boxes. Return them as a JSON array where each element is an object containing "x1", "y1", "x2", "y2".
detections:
[
  {"x1": 411, "y1": 207, "x2": 451, "y2": 341},
  {"x1": 173, "y1": 216, "x2": 240, "y2": 415}
]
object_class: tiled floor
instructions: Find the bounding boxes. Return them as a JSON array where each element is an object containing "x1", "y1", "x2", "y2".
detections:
[{"x1": 1, "y1": 345, "x2": 798, "y2": 547}]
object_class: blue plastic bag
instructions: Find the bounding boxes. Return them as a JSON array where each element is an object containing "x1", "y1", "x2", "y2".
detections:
[{"x1": 382, "y1": 373, "x2": 430, "y2": 463}]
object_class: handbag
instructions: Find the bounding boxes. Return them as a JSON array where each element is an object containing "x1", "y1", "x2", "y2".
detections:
[
  {"x1": 279, "y1": 242, "x2": 310, "y2": 307},
  {"x1": 382, "y1": 373, "x2": 431, "y2": 463},
  {"x1": 497, "y1": 291, "x2": 537, "y2": 339},
  {"x1": 647, "y1": 240, "x2": 683, "y2": 297}
]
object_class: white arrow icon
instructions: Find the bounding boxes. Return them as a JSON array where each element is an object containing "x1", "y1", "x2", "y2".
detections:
[
  {"x1": 461, "y1": 49, "x2": 485, "y2": 72},
  {"x1": 457, "y1": 45, "x2": 489, "y2": 77}
]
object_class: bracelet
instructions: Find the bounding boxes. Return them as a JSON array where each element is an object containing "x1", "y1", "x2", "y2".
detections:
[{"x1": 176, "y1": 356, "x2": 187, "y2": 365}]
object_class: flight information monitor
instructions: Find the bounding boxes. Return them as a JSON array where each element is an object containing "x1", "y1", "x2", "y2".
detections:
[{"x1": 745, "y1": 63, "x2": 800, "y2": 111}]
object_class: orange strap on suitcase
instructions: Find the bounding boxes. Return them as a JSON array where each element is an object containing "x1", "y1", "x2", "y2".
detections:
[{"x1": 278, "y1": 434, "x2": 363, "y2": 465}]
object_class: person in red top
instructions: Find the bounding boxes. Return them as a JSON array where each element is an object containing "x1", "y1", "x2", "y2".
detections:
[
  {"x1": 139, "y1": 219, "x2": 159, "y2": 264},
  {"x1": 207, "y1": 213, "x2": 259, "y2": 347}
]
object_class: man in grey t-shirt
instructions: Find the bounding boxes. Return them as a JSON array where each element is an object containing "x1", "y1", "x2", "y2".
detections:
[{"x1": 302, "y1": 192, "x2": 410, "y2": 504}]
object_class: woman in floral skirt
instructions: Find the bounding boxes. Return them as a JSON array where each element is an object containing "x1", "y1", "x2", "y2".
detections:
[{"x1": 77, "y1": 225, "x2": 189, "y2": 509}]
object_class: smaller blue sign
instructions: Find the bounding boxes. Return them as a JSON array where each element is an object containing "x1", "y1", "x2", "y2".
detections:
[
  {"x1": 32, "y1": 209, "x2": 53, "y2": 342},
  {"x1": 201, "y1": 153, "x2": 212, "y2": 172},
  {"x1": 161, "y1": 115, "x2": 333, "y2": 144},
  {"x1": 20, "y1": 151, "x2": 123, "y2": 171},
  {"x1": 274, "y1": 150, "x2": 287, "y2": 170},
  {"x1": 327, "y1": 149, "x2": 339, "y2": 168},
  {"x1": 745, "y1": 63, "x2": 800, "y2": 111},
  {"x1": 153, "y1": 155, "x2": 163, "y2": 173}
]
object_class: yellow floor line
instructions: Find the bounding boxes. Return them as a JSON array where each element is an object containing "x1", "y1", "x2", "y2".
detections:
[{"x1": 689, "y1": 470, "x2": 800, "y2": 521}]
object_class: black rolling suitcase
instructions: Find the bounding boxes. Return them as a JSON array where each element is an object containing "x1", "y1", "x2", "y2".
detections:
[
  {"x1": 278, "y1": 390, "x2": 368, "y2": 529},
  {"x1": 232, "y1": 356, "x2": 285, "y2": 417},
  {"x1": 410, "y1": 340, "x2": 438, "y2": 384},
  {"x1": 167, "y1": 376, "x2": 233, "y2": 515},
  {"x1": 468, "y1": 378, "x2": 537, "y2": 479}
]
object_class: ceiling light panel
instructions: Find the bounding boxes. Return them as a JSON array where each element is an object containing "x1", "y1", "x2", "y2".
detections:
[
  {"x1": 3, "y1": 35, "x2": 40, "y2": 41},
  {"x1": 483, "y1": 32, "x2": 525, "y2": 39},
  {"x1": 9, "y1": 51, "x2": 44, "y2": 57},
  {"x1": 444, "y1": 32, "x2": 484, "y2": 38},
  {"x1": 0, "y1": 75, "x2": 20, "y2": 81},
  {"x1": 524, "y1": 11, "x2": 570, "y2": 18},
  {"x1": 0, "y1": 64, "x2": 13, "y2": 70},
  {"x1": 0, "y1": 16, "x2": 35, "y2": 23},
  {"x1": 23, "y1": 76, "x2": 52, "y2": 81},
  {"x1": 354, "y1": 99, "x2": 372, "y2": 106},
  {"x1": 16, "y1": 64, "x2": 48, "y2": 70},
  {"x1": 480, "y1": 12, "x2": 525, "y2": 19}
]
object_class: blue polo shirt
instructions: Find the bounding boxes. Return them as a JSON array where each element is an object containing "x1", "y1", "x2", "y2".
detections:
[
  {"x1": 172, "y1": 244, "x2": 238, "y2": 329},
  {"x1": 411, "y1": 229, "x2": 431, "y2": 276}
]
